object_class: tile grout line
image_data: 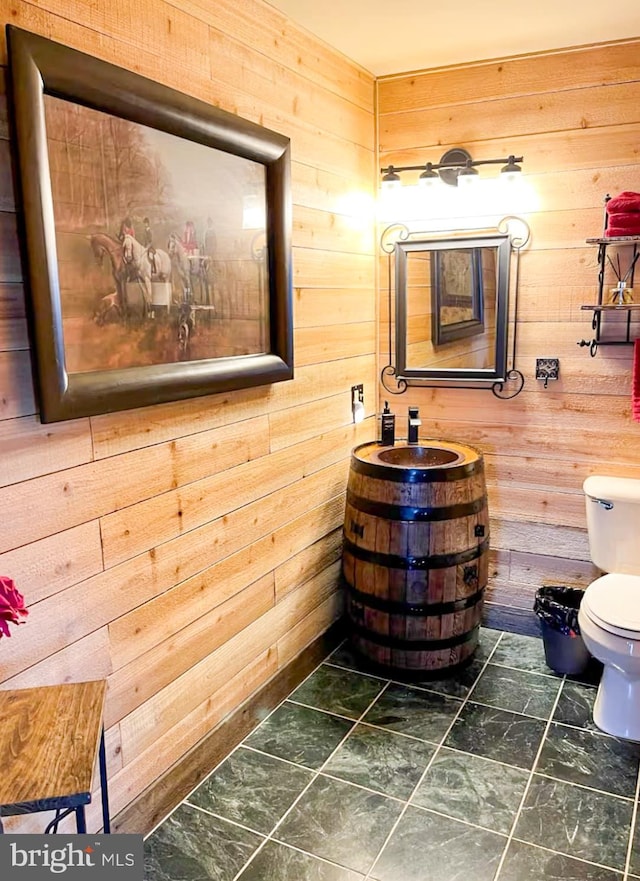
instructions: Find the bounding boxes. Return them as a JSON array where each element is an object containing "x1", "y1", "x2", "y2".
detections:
[
  {"x1": 361, "y1": 631, "x2": 506, "y2": 881},
  {"x1": 283, "y1": 689, "x2": 591, "y2": 729},
  {"x1": 241, "y1": 837, "x2": 370, "y2": 876},
  {"x1": 243, "y1": 730, "x2": 535, "y2": 771},
  {"x1": 487, "y1": 660, "x2": 584, "y2": 682},
  {"x1": 532, "y1": 770, "x2": 637, "y2": 803},
  {"x1": 182, "y1": 801, "x2": 265, "y2": 837},
  {"x1": 228, "y1": 668, "x2": 399, "y2": 880},
  {"x1": 324, "y1": 653, "x2": 574, "y2": 685},
  {"x1": 492, "y1": 676, "x2": 568, "y2": 881},
  {"x1": 622, "y1": 745, "x2": 640, "y2": 881},
  {"x1": 508, "y1": 834, "x2": 627, "y2": 875}
]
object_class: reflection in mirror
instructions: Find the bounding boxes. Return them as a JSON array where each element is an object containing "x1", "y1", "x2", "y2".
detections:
[
  {"x1": 395, "y1": 233, "x2": 511, "y2": 384},
  {"x1": 431, "y1": 249, "x2": 485, "y2": 346}
]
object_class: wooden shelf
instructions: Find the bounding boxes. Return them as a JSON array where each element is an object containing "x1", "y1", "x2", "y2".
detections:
[
  {"x1": 579, "y1": 233, "x2": 640, "y2": 353},
  {"x1": 586, "y1": 236, "x2": 640, "y2": 244},
  {"x1": 581, "y1": 303, "x2": 640, "y2": 311}
]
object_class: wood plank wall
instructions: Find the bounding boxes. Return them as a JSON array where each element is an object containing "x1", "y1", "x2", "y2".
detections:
[
  {"x1": 378, "y1": 40, "x2": 640, "y2": 631},
  {"x1": 0, "y1": 0, "x2": 376, "y2": 832}
]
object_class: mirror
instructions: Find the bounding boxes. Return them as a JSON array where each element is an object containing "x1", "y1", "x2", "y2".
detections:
[{"x1": 394, "y1": 233, "x2": 511, "y2": 384}]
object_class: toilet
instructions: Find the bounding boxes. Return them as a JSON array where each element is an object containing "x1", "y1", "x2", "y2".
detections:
[{"x1": 578, "y1": 475, "x2": 640, "y2": 740}]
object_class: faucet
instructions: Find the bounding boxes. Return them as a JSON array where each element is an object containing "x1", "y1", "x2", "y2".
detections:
[{"x1": 408, "y1": 406, "x2": 421, "y2": 444}]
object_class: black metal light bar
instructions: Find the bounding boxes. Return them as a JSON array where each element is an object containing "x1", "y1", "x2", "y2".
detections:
[{"x1": 381, "y1": 148, "x2": 524, "y2": 188}]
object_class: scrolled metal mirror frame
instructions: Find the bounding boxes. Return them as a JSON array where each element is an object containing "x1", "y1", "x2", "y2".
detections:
[{"x1": 380, "y1": 216, "x2": 529, "y2": 400}]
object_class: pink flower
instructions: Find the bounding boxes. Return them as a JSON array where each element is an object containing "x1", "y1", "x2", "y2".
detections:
[{"x1": 0, "y1": 576, "x2": 28, "y2": 639}]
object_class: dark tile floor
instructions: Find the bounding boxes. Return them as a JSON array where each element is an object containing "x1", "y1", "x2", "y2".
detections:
[{"x1": 144, "y1": 629, "x2": 640, "y2": 881}]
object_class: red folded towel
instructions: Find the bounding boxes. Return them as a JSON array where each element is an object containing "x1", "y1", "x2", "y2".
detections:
[
  {"x1": 607, "y1": 192, "x2": 640, "y2": 214},
  {"x1": 607, "y1": 211, "x2": 640, "y2": 226},
  {"x1": 606, "y1": 224, "x2": 640, "y2": 238},
  {"x1": 633, "y1": 339, "x2": 640, "y2": 423}
]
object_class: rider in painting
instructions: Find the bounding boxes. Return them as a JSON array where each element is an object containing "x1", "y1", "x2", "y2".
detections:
[
  {"x1": 117, "y1": 215, "x2": 135, "y2": 242},
  {"x1": 143, "y1": 216, "x2": 158, "y2": 276}
]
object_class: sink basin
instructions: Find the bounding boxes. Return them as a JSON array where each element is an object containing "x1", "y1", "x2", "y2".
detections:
[
  {"x1": 350, "y1": 439, "x2": 483, "y2": 476},
  {"x1": 377, "y1": 446, "x2": 460, "y2": 468}
]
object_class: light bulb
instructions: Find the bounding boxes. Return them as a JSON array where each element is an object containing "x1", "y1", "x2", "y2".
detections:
[
  {"x1": 457, "y1": 167, "x2": 479, "y2": 188},
  {"x1": 500, "y1": 156, "x2": 522, "y2": 183},
  {"x1": 381, "y1": 167, "x2": 402, "y2": 191}
]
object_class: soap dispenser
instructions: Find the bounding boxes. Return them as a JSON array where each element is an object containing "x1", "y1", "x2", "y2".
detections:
[{"x1": 380, "y1": 402, "x2": 396, "y2": 446}]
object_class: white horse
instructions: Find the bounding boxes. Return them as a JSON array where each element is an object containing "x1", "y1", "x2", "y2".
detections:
[
  {"x1": 121, "y1": 234, "x2": 171, "y2": 306},
  {"x1": 167, "y1": 233, "x2": 212, "y2": 306}
]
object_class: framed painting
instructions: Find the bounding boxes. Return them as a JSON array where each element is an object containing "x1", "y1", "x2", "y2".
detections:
[
  {"x1": 431, "y1": 248, "x2": 485, "y2": 345},
  {"x1": 6, "y1": 26, "x2": 293, "y2": 423}
]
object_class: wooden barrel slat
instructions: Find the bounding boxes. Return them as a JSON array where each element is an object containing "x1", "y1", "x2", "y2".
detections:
[{"x1": 343, "y1": 439, "x2": 489, "y2": 676}]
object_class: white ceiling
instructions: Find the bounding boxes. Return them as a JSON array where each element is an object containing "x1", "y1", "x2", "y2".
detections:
[{"x1": 267, "y1": 0, "x2": 640, "y2": 75}]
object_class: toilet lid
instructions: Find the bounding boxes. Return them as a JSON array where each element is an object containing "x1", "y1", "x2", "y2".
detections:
[{"x1": 583, "y1": 573, "x2": 640, "y2": 638}]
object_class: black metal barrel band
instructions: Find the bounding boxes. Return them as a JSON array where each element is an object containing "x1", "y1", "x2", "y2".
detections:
[
  {"x1": 343, "y1": 535, "x2": 490, "y2": 570},
  {"x1": 345, "y1": 583, "x2": 484, "y2": 617},
  {"x1": 349, "y1": 620, "x2": 480, "y2": 651},
  {"x1": 346, "y1": 489, "x2": 486, "y2": 523}
]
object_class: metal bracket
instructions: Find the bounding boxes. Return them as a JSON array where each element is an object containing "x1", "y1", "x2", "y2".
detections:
[
  {"x1": 535, "y1": 358, "x2": 560, "y2": 389},
  {"x1": 380, "y1": 364, "x2": 408, "y2": 395},
  {"x1": 491, "y1": 369, "x2": 525, "y2": 399}
]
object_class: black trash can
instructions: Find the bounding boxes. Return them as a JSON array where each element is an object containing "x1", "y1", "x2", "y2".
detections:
[{"x1": 533, "y1": 586, "x2": 590, "y2": 675}]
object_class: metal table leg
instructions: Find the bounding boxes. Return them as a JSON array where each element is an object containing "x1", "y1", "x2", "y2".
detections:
[
  {"x1": 99, "y1": 728, "x2": 111, "y2": 833},
  {"x1": 75, "y1": 805, "x2": 87, "y2": 833}
]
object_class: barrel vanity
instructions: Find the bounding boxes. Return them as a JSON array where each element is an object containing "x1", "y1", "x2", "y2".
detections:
[{"x1": 342, "y1": 439, "x2": 489, "y2": 676}]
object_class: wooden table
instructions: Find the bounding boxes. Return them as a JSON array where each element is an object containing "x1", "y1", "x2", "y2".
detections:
[{"x1": 0, "y1": 681, "x2": 111, "y2": 833}]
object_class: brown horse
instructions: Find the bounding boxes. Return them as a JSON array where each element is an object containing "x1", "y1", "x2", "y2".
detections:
[{"x1": 90, "y1": 233, "x2": 145, "y2": 323}]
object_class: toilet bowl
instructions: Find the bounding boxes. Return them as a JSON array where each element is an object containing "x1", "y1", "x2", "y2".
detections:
[
  {"x1": 578, "y1": 574, "x2": 640, "y2": 740},
  {"x1": 580, "y1": 476, "x2": 640, "y2": 740}
]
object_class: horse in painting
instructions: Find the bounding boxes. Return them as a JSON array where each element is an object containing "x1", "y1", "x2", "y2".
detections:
[
  {"x1": 167, "y1": 233, "x2": 211, "y2": 306},
  {"x1": 90, "y1": 233, "x2": 148, "y2": 324},
  {"x1": 90, "y1": 232, "x2": 127, "y2": 304},
  {"x1": 121, "y1": 234, "x2": 171, "y2": 307}
]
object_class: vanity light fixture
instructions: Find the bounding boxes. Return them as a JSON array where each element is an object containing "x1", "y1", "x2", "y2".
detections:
[{"x1": 381, "y1": 148, "x2": 524, "y2": 189}]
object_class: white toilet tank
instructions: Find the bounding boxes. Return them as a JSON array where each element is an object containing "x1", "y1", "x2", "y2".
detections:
[{"x1": 584, "y1": 475, "x2": 640, "y2": 574}]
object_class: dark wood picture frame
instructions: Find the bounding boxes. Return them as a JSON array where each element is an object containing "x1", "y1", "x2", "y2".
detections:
[
  {"x1": 430, "y1": 248, "x2": 485, "y2": 346},
  {"x1": 6, "y1": 26, "x2": 293, "y2": 423}
]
